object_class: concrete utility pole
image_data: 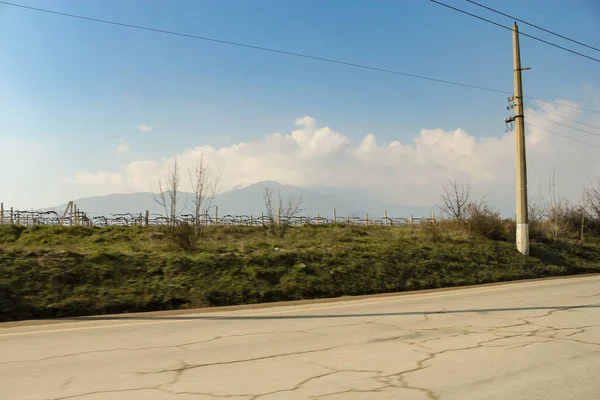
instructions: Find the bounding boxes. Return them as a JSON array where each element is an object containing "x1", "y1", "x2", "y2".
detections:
[{"x1": 512, "y1": 22, "x2": 529, "y2": 255}]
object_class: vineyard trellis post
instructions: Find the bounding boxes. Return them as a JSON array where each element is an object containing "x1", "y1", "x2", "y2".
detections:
[
  {"x1": 0, "y1": 206, "x2": 438, "y2": 228},
  {"x1": 59, "y1": 201, "x2": 72, "y2": 226}
]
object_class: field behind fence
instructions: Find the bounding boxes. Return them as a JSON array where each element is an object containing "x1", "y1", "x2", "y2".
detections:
[{"x1": 0, "y1": 201, "x2": 437, "y2": 227}]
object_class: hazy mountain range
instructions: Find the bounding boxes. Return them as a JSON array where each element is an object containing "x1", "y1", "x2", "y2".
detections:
[{"x1": 42, "y1": 181, "x2": 436, "y2": 218}]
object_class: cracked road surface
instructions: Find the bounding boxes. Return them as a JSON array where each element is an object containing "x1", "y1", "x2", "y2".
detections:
[{"x1": 2, "y1": 275, "x2": 600, "y2": 400}]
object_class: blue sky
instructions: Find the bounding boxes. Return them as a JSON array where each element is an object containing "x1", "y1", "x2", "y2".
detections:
[{"x1": 1, "y1": 0, "x2": 600, "y2": 210}]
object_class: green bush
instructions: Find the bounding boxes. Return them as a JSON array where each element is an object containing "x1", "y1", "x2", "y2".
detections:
[
  {"x1": 163, "y1": 223, "x2": 197, "y2": 251},
  {"x1": 0, "y1": 225, "x2": 27, "y2": 243},
  {"x1": 421, "y1": 220, "x2": 442, "y2": 242},
  {"x1": 467, "y1": 202, "x2": 507, "y2": 241}
]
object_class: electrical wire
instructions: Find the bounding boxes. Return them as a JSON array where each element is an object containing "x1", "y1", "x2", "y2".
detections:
[
  {"x1": 0, "y1": 0, "x2": 509, "y2": 94},
  {"x1": 2, "y1": 0, "x2": 600, "y2": 114},
  {"x1": 526, "y1": 152, "x2": 550, "y2": 191},
  {"x1": 525, "y1": 111, "x2": 600, "y2": 137},
  {"x1": 465, "y1": 0, "x2": 600, "y2": 53},
  {"x1": 525, "y1": 102, "x2": 600, "y2": 130},
  {"x1": 524, "y1": 97, "x2": 600, "y2": 114},
  {"x1": 525, "y1": 121, "x2": 600, "y2": 149},
  {"x1": 430, "y1": 0, "x2": 600, "y2": 64}
]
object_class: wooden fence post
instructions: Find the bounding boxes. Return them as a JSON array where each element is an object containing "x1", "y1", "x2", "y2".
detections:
[
  {"x1": 365, "y1": 213, "x2": 369, "y2": 226},
  {"x1": 410, "y1": 215, "x2": 414, "y2": 225},
  {"x1": 10, "y1": 207, "x2": 14, "y2": 224},
  {"x1": 317, "y1": 213, "x2": 320, "y2": 225},
  {"x1": 250, "y1": 215, "x2": 253, "y2": 226},
  {"x1": 0, "y1": 202, "x2": 3, "y2": 225},
  {"x1": 215, "y1": 206, "x2": 219, "y2": 226},
  {"x1": 333, "y1": 208, "x2": 337, "y2": 224},
  {"x1": 261, "y1": 212, "x2": 265, "y2": 226},
  {"x1": 145, "y1": 210, "x2": 150, "y2": 226},
  {"x1": 384, "y1": 209, "x2": 388, "y2": 226}
]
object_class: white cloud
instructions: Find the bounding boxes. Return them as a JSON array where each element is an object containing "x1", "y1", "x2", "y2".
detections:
[
  {"x1": 116, "y1": 138, "x2": 130, "y2": 153},
  {"x1": 75, "y1": 109, "x2": 600, "y2": 214},
  {"x1": 137, "y1": 124, "x2": 152, "y2": 133}
]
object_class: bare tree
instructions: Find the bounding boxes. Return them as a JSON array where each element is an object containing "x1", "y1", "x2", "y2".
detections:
[
  {"x1": 262, "y1": 184, "x2": 303, "y2": 237},
  {"x1": 584, "y1": 178, "x2": 600, "y2": 219},
  {"x1": 544, "y1": 172, "x2": 570, "y2": 242},
  {"x1": 528, "y1": 198, "x2": 546, "y2": 223},
  {"x1": 152, "y1": 157, "x2": 181, "y2": 227},
  {"x1": 188, "y1": 155, "x2": 219, "y2": 235},
  {"x1": 438, "y1": 178, "x2": 471, "y2": 221}
]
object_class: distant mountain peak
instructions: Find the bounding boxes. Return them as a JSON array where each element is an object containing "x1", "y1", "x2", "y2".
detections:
[
  {"x1": 222, "y1": 181, "x2": 253, "y2": 194},
  {"x1": 41, "y1": 180, "x2": 434, "y2": 218}
]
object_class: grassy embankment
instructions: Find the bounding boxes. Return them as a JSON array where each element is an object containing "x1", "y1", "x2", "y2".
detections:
[{"x1": 1, "y1": 221, "x2": 599, "y2": 322}]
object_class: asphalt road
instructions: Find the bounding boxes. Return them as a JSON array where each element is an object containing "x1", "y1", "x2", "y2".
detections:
[{"x1": 2, "y1": 275, "x2": 600, "y2": 400}]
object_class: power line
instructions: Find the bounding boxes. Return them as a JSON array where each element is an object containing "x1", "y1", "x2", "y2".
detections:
[
  {"x1": 465, "y1": 0, "x2": 600, "y2": 53},
  {"x1": 525, "y1": 102, "x2": 600, "y2": 130},
  {"x1": 525, "y1": 121, "x2": 600, "y2": 149},
  {"x1": 2, "y1": 1, "x2": 600, "y2": 115},
  {"x1": 526, "y1": 152, "x2": 550, "y2": 191},
  {"x1": 430, "y1": 0, "x2": 600, "y2": 64},
  {"x1": 0, "y1": 0, "x2": 508, "y2": 95},
  {"x1": 525, "y1": 97, "x2": 600, "y2": 114},
  {"x1": 525, "y1": 111, "x2": 600, "y2": 137}
]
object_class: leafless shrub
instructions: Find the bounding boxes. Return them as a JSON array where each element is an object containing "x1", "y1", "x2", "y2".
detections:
[
  {"x1": 528, "y1": 199, "x2": 545, "y2": 223},
  {"x1": 465, "y1": 199, "x2": 506, "y2": 241},
  {"x1": 528, "y1": 198, "x2": 546, "y2": 241},
  {"x1": 584, "y1": 178, "x2": 600, "y2": 219},
  {"x1": 544, "y1": 173, "x2": 571, "y2": 242},
  {"x1": 438, "y1": 178, "x2": 471, "y2": 221},
  {"x1": 262, "y1": 185, "x2": 303, "y2": 238},
  {"x1": 152, "y1": 157, "x2": 181, "y2": 228},
  {"x1": 189, "y1": 155, "x2": 219, "y2": 236}
]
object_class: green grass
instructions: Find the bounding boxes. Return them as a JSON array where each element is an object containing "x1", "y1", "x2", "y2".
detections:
[{"x1": 1, "y1": 223, "x2": 599, "y2": 322}]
